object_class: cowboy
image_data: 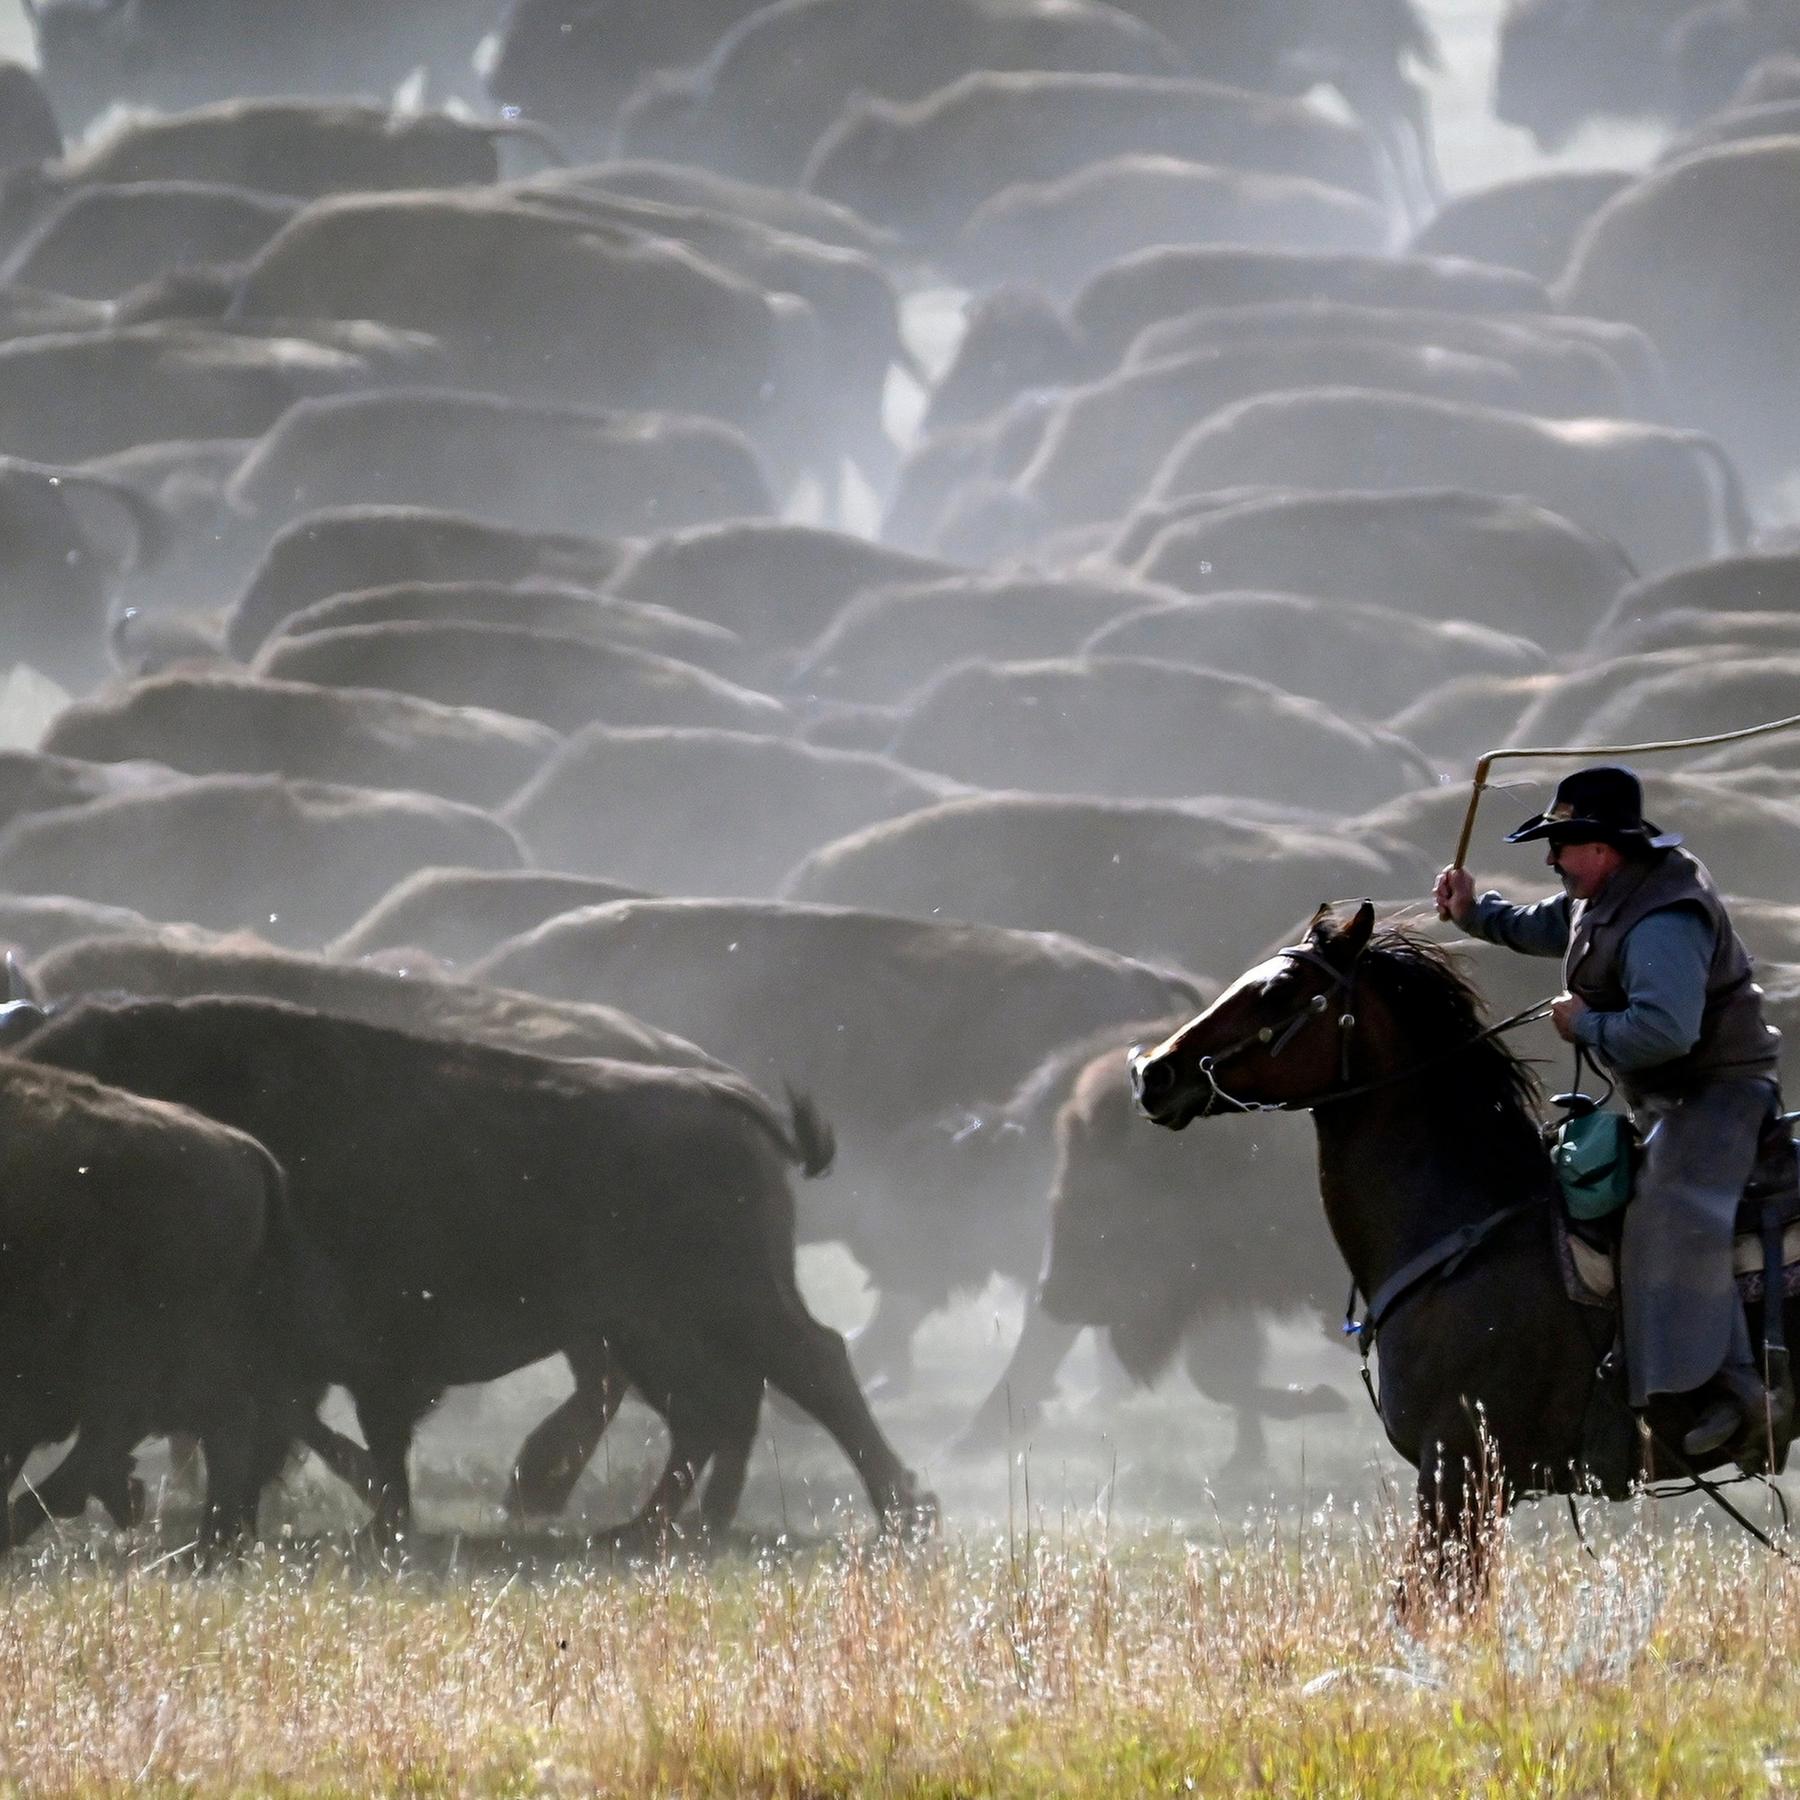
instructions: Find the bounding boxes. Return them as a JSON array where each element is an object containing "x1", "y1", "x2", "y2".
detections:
[{"x1": 1434, "y1": 765, "x2": 1785, "y2": 1461}]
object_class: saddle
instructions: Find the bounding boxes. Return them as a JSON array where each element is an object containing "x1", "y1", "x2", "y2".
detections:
[
  {"x1": 1557, "y1": 1107, "x2": 1800, "y2": 1494},
  {"x1": 1556, "y1": 1112, "x2": 1800, "y2": 1312}
]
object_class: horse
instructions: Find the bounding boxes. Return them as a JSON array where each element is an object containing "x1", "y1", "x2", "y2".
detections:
[{"x1": 1127, "y1": 901, "x2": 1794, "y2": 1589}]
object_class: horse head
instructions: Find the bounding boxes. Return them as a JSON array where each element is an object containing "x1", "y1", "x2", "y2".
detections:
[{"x1": 1128, "y1": 901, "x2": 1377, "y2": 1128}]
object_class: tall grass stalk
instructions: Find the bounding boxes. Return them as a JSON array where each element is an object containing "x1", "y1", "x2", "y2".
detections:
[{"x1": 0, "y1": 1500, "x2": 1794, "y2": 1796}]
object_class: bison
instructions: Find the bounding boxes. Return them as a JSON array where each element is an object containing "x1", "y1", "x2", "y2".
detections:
[
  {"x1": 1560, "y1": 137, "x2": 1800, "y2": 488},
  {"x1": 1083, "y1": 591, "x2": 1551, "y2": 720},
  {"x1": 1494, "y1": 0, "x2": 1691, "y2": 149},
  {"x1": 32, "y1": 929, "x2": 718, "y2": 1070},
  {"x1": 0, "y1": 459, "x2": 172, "y2": 692},
  {"x1": 614, "y1": 0, "x2": 1184, "y2": 188},
  {"x1": 42, "y1": 671, "x2": 562, "y2": 810},
  {"x1": 473, "y1": 900, "x2": 1200, "y2": 1153},
  {"x1": 255, "y1": 581, "x2": 745, "y2": 679},
  {"x1": 790, "y1": 569, "x2": 1175, "y2": 706},
  {"x1": 225, "y1": 505, "x2": 631, "y2": 663},
  {"x1": 1118, "y1": 486, "x2": 1637, "y2": 650},
  {"x1": 230, "y1": 189, "x2": 796, "y2": 442},
  {"x1": 0, "y1": 61, "x2": 60, "y2": 171},
  {"x1": 329, "y1": 869, "x2": 652, "y2": 970},
  {"x1": 473, "y1": 897, "x2": 1200, "y2": 1388},
  {"x1": 964, "y1": 1027, "x2": 1346, "y2": 1462},
  {"x1": 1590, "y1": 551, "x2": 1800, "y2": 641},
  {"x1": 223, "y1": 389, "x2": 774, "y2": 541},
  {"x1": 882, "y1": 656, "x2": 1432, "y2": 810},
  {"x1": 253, "y1": 619, "x2": 788, "y2": 740},
  {"x1": 989, "y1": 337, "x2": 1546, "y2": 541},
  {"x1": 1123, "y1": 300, "x2": 1654, "y2": 419},
  {"x1": 31, "y1": 5, "x2": 509, "y2": 137},
  {"x1": 607, "y1": 520, "x2": 955, "y2": 661},
  {"x1": 1409, "y1": 169, "x2": 1634, "y2": 285},
  {"x1": 0, "y1": 774, "x2": 524, "y2": 947},
  {"x1": 802, "y1": 71, "x2": 1387, "y2": 244},
  {"x1": 1069, "y1": 243, "x2": 1550, "y2": 374},
  {"x1": 0, "y1": 896, "x2": 157, "y2": 963},
  {"x1": 0, "y1": 323, "x2": 413, "y2": 466},
  {"x1": 0, "y1": 180, "x2": 298, "y2": 301},
  {"x1": 481, "y1": 0, "x2": 776, "y2": 152},
  {"x1": 1147, "y1": 388, "x2": 1745, "y2": 578},
  {"x1": 950, "y1": 156, "x2": 1390, "y2": 300},
  {"x1": 16, "y1": 996, "x2": 933, "y2": 1539},
  {"x1": 782, "y1": 791, "x2": 1426, "y2": 981},
  {"x1": 25, "y1": 97, "x2": 552, "y2": 203},
  {"x1": 539, "y1": 159, "x2": 897, "y2": 258},
  {"x1": 0, "y1": 1055, "x2": 306, "y2": 1550},
  {"x1": 505, "y1": 726, "x2": 960, "y2": 897}
]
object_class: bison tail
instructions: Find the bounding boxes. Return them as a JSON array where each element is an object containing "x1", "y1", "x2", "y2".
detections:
[{"x1": 784, "y1": 1087, "x2": 836, "y2": 1180}]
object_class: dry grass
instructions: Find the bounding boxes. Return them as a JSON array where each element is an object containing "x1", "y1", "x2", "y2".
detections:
[{"x1": 1, "y1": 1491, "x2": 1799, "y2": 1797}]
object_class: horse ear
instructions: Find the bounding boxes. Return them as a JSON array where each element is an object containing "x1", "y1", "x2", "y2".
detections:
[
  {"x1": 1305, "y1": 902, "x2": 1333, "y2": 942},
  {"x1": 1340, "y1": 900, "x2": 1377, "y2": 957}
]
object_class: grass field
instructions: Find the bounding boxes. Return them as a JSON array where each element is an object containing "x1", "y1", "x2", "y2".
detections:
[{"x1": 5, "y1": 1490, "x2": 1800, "y2": 1798}]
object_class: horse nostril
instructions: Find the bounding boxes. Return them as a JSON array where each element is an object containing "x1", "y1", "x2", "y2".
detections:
[{"x1": 1137, "y1": 1057, "x2": 1173, "y2": 1100}]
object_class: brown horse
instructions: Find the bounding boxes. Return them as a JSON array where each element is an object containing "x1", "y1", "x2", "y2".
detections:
[{"x1": 1127, "y1": 903, "x2": 1791, "y2": 1584}]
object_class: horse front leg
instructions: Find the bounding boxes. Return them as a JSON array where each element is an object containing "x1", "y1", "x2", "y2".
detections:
[{"x1": 1399, "y1": 1433, "x2": 1511, "y2": 1618}]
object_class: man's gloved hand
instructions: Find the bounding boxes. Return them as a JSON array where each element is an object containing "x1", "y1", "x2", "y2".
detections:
[{"x1": 1434, "y1": 866, "x2": 1476, "y2": 925}]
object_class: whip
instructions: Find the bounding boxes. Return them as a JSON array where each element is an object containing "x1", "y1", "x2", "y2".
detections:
[{"x1": 1449, "y1": 709, "x2": 1800, "y2": 875}]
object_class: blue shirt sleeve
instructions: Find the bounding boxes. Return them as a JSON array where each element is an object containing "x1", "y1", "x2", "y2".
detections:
[
  {"x1": 1570, "y1": 905, "x2": 1713, "y2": 1072},
  {"x1": 1459, "y1": 890, "x2": 1573, "y2": 958}
]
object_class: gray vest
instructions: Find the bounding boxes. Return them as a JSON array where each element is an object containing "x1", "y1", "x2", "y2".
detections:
[{"x1": 1565, "y1": 848, "x2": 1780, "y2": 1098}]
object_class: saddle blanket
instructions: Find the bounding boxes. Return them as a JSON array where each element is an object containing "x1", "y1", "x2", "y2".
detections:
[{"x1": 1560, "y1": 1213, "x2": 1800, "y2": 1310}]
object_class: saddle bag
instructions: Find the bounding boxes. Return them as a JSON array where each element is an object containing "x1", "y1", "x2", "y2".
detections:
[
  {"x1": 1550, "y1": 1049, "x2": 1637, "y2": 1222},
  {"x1": 1553, "y1": 1106, "x2": 1637, "y2": 1221}
]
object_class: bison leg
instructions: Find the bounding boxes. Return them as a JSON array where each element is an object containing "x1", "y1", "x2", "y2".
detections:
[
  {"x1": 847, "y1": 1289, "x2": 933, "y2": 1394},
  {"x1": 300, "y1": 1416, "x2": 381, "y2": 1507},
  {"x1": 957, "y1": 1303, "x2": 1083, "y2": 1451},
  {"x1": 350, "y1": 1385, "x2": 436, "y2": 1541},
  {"x1": 8, "y1": 1426, "x2": 140, "y2": 1546},
  {"x1": 1181, "y1": 1310, "x2": 1280, "y2": 1474},
  {"x1": 735, "y1": 1293, "x2": 934, "y2": 1532},
  {"x1": 92, "y1": 1458, "x2": 147, "y2": 1532},
  {"x1": 630, "y1": 1354, "x2": 767, "y2": 1541},
  {"x1": 697, "y1": 1365, "x2": 766, "y2": 1537},
  {"x1": 605, "y1": 1332, "x2": 739, "y2": 1544},
  {"x1": 196, "y1": 1401, "x2": 261, "y2": 1553},
  {"x1": 504, "y1": 1343, "x2": 625, "y2": 1519}
]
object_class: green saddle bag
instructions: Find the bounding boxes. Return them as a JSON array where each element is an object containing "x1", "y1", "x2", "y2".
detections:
[{"x1": 1553, "y1": 1106, "x2": 1637, "y2": 1221}]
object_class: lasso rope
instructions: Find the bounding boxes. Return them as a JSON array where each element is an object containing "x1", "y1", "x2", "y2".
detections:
[{"x1": 1449, "y1": 710, "x2": 1800, "y2": 873}]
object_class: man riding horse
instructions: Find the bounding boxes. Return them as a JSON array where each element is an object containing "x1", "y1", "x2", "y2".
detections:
[{"x1": 1435, "y1": 764, "x2": 1786, "y2": 1463}]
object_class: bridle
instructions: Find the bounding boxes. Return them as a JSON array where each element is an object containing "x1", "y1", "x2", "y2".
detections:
[
  {"x1": 1164, "y1": 942, "x2": 1555, "y2": 1119},
  {"x1": 1183, "y1": 943, "x2": 1364, "y2": 1116}
]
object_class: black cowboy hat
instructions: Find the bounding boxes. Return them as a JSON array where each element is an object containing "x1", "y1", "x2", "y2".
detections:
[{"x1": 1506, "y1": 765, "x2": 1683, "y2": 850}]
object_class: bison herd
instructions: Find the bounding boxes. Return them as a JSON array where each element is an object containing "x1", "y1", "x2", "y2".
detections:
[{"x1": 0, "y1": 0, "x2": 1790, "y2": 1548}]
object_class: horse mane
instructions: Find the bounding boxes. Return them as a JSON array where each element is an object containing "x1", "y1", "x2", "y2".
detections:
[{"x1": 1354, "y1": 925, "x2": 1550, "y2": 1186}]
